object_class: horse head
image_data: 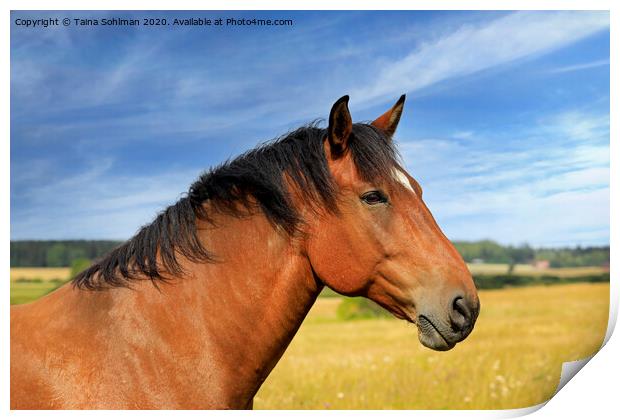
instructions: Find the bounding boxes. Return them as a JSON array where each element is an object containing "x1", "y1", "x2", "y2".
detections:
[{"x1": 306, "y1": 95, "x2": 480, "y2": 350}]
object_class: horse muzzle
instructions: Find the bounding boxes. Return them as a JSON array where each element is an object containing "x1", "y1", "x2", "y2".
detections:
[{"x1": 415, "y1": 294, "x2": 480, "y2": 351}]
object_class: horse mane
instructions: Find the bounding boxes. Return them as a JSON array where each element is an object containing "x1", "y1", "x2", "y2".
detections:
[{"x1": 73, "y1": 122, "x2": 400, "y2": 290}]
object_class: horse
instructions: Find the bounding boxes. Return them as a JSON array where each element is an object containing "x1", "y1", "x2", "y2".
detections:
[{"x1": 11, "y1": 95, "x2": 480, "y2": 409}]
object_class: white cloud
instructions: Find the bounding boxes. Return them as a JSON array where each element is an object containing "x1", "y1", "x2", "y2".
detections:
[
  {"x1": 10, "y1": 11, "x2": 610, "y2": 245},
  {"x1": 543, "y1": 110, "x2": 610, "y2": 143},
  {"x1": 11, "y1": 162, "x2": 202, "y2": 239},
  {"x1": 353, "y1": 11, "x2": 609, "y2": 107},
  {"x1": 398, "y1": 109, "x2": 609, "y2": 246},
  {"x1": 547, "y1": 59, "x2": 609, "y2": 74}
]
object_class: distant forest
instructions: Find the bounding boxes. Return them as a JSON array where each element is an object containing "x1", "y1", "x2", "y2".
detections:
[
  {"x1": 10, "y1": 239, "x2": 610, "y2": 268},
  {"x1": 11, "y1": 240, "x2": 122, "y2": 267},
  {"x1": 453, "y1": 240, "x2": 609, "y2": 268}
]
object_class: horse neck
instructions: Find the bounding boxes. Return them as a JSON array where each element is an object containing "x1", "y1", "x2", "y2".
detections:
[{"x1": 109, "y1": 208, "x2": 323, "y2": 405}]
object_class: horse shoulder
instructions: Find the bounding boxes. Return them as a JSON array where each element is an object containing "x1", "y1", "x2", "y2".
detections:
[{"x1": 10, "y1": 303, "x2": 66, "y2": 408}]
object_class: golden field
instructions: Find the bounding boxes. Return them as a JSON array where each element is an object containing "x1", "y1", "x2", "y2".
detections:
[
  {"x1": 9, "y1": 267, "x2": 610, "y2": 409},
  {"x1": 10, "y1": 267, "x2": 71, "y2": 282},
  {"x1": 255, "y1": 283, "x2": 610, "y2": 409},
  {"x1": 10, "y1": 267, "x2": 71, "y2": 305}
]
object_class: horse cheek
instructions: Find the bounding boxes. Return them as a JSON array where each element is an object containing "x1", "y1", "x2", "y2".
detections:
[{"x1": 307, "y1": 225, "x2": 373, "y2": 296}]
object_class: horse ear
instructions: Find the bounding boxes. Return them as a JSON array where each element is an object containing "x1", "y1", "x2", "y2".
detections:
[
  {"x1": 327, "y1": 95, "x2": 353, "y2": 157},
  {"x1": 372, "y1": 94, "x2": 406, "y2": 138}
]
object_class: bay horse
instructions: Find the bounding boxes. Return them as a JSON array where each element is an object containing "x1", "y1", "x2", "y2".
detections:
[{"x1": 11, "y1": 95, "x2": 479, "y2": 409}]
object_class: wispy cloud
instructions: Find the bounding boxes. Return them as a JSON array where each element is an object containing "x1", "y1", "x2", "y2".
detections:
[
  {"x1": 543, "y1": 110, "x2": 610, "y2": 143},
  {"x1": 547, "y1": 58, "x2": 609, "y2": 74},
  {"x1": 10, "y1": 11, "x2": 610, "y2": 245},
  {"x1": 399, "y1": 109, "x2": 609, "y2": 246},
  {"x1": 353, "y1": 11, "x2": 608, "y2": 107},
  {"x1": 11, "y1": 161, "x2": 202, "y2": 239}
]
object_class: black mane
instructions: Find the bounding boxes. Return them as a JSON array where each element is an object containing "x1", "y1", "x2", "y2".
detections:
[{"x1": 73, "y1": 122, "x2": 399, "y2": 290}]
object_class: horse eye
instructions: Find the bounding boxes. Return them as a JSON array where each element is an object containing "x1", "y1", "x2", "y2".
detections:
[{"x1": 361, "y1": 190, "x2": 388, "y2": 205}]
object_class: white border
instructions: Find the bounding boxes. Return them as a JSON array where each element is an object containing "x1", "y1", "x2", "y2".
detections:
[{"x1": 2, "y1": 1, "x2": 616, "y2": 418}]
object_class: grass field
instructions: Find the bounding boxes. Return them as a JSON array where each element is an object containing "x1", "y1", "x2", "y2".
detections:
[
  {"x1": 9, "y1": 267, "x2": 71, "y2": 305},
  {"x1": 9, "y1": 268, "x2": 610, "y2": 409},
  {"x1": 255, "y1": 283, "x2": 610, "y2": 409},
  {"x1": 10, "y1": 281, "x2": 66, "y2": 306},
  {"x1": 10, "y1": 267, "x2": 71, "y2": 282}
]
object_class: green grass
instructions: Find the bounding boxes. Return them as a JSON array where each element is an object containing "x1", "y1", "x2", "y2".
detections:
[
  {"x1": 10, "y1": 281, "x2": 67, "y2": 305},
  {"x1": 10, "y1": 267, "x2": 71, "y2": 305}
]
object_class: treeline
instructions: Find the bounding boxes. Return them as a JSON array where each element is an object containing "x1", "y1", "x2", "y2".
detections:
[
  {"x1": 534, "y1": 247, "x2": 610, "y2": 268},
  {"x1": 453, "y1": 240, "x2": 609, "y2": 268},
  {"x1": 10, "y1": 239, "x2": 610, "y2": 268},
  {"x1": 10, "y1": 240, "x2": 122, "y2": 267},
  {"x1": 472, "y1": 273, "x2": 609, "y2": 289}
]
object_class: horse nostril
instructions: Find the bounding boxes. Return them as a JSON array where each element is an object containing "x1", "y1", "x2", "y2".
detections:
[{"x1": 450, "y1": 296, "x2": 471, "y2": 332}]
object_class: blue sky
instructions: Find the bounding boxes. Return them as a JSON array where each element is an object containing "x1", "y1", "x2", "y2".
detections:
[{"x1": 10, "y1": 10, "x2": 610, "y2": 246}]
